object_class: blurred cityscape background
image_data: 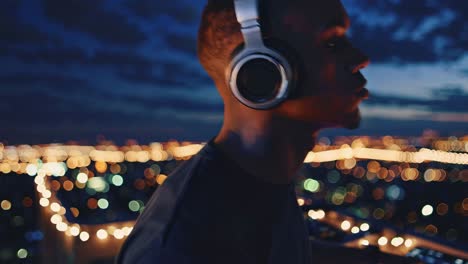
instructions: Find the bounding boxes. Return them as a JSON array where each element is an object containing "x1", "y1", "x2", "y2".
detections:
[{"x1": 0, "y1": 0, "x2": 467, "y2": 263}]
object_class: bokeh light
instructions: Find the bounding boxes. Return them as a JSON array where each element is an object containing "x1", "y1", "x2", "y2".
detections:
[
  {"x1": 341, "y1": 220, "x2": 351, "y2": 231},
  {"x1": 378, "y1": 237, "x2": 388, "y2": 246},
  {"x1": 96, "y1": 229, "x2": 108, "y2": 240},
  {"x1": 304, "y1": 179, "x2": 320, "y2": 192},
  {"x1": 1, "y1": 200, "x2": 12, "y2": 211},
  {"x1": 79, "y1": 232, "x2": 90, "y2": 242},
  {"x1": 97, "y1": 199, "x2": 109, "y2": 209},
  {"x1": 128, "y1": 201, "x2": 140, "y2": 212},
  {"x1": 421, "y1": 205, "x2": 434, "y2": 216},
  {"x1": 17, "y1": 248, "x2": 27, "y2": 259},
  {"x1": 112, "y1": 175, "x2": 124, "y2": 186}
]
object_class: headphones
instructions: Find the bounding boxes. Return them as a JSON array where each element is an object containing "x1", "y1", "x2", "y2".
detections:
[{"x1": 227, "y1": 0, "x2": 298, "y2": 110}]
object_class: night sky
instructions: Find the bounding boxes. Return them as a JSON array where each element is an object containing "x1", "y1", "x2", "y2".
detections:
[{"x1": 1, "y1": 0, "x2": 467, "y2": 145}]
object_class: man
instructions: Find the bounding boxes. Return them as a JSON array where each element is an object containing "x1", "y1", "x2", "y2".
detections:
[{"x1": 117, "y1": 0, "x2": 370, "y2": 263}]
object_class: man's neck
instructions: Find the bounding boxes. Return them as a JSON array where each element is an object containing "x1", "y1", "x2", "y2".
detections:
[{"x1": 214, "y1": 118, "x2": 319, "y2": 184}]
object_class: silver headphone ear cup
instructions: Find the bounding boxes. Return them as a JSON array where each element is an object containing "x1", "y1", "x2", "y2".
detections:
[
  {"x1": 229, "y1": 0, "x2": 296, "y2": 109},
  {"x1": 228, "y1": 48, "x2": 293, "y2": 110}
]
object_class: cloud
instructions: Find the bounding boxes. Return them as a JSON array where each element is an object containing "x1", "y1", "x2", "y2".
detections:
[
  {"x1": 6, "y1": 47, "x2": 87, "y2": 65},
  {"x1": 88, "y1": 50, "x2": 153, "y2": 68},
  {"x1": 0, "y1": 2, "x2": 54, "y2": 48},
  {"x1": 124, "y1": 0, "x2": 199, "y2": 24},
  {"x1": 118, "y1": 68, "x2": 187, "y2": 87},
  {"x1": 0, "y1": 92, "x2": 91, "y2": 123},
  {"x1": 2, "y1": 44, "x2": 211, "y2": 93},
  {"x1": 348, "y1": 23, "x2": 439, "y2": 63},
  {"x1": 165, "y1": 33, "x2": 197, "y2": 56},
  {"x1": 461, "y1": 68, "x2": 468, "y2": 77},
  {"x1": 0, "y1": 92, "x2": 67, "y2": 124},
  {"x1": 121, "y1": 94, "x2": 223, "y2": 113},
  {"x1": 42, "y1": 0, "x2": 147, "y2": 46},
  {"x1": 323, "y1": 117, "x2": 468, "y2": 138},
  {"x1": 0, "y1": 73, "x2": 138, "y2": 127},
  {"x1": 4, "y1": 46, "x2": 155, "y2": 70},
  {"x1": 2, "y1": 0, "x2": 466, "y2": 144},
  {"x1": 0, "y1": 70, "x2": 218, "y2": 122},
  {"x1": 0, "y1": 86, "x2": 123, "y2": 141},
  {"x1": 0, "y1": 19, "x2": 50, "y2": 47},
  {"x1": 118, "y1": 61, "x2": 211, "y2": 88},
  {"x1": 361, "y1": 105, "x2": 468, "y2": 123},
  {"x1": 343, "y1": 0, "x2": 467, "y2": 64},
  {"x1": 160, "y1": 63, "x2": 211, "y2": 85},
  {"x1": 364, "y1": 86, "x2": 468, "y2": 112},
  {"x1": 0, "y1": 72, "x2": 87, "y2": 88}
]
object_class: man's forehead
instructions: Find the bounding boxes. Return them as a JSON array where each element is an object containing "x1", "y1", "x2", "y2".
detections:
[
  {"x1": 280, "y1": 0, "x2": 350, "y2": 33},
  {"x1": 323, "y1": 14, "x2": 350, "y2": 31}
]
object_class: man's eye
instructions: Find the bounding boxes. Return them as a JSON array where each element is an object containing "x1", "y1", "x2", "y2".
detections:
[
  {"x1": 325, "y1": 38, "x2": 340, "y2": 50},
  {"x1": 324, "y1": 37, "x2": 350, "y2": 52},
  {"x1": 326, "y1": 41, "x2": 337, "y2": 48}
]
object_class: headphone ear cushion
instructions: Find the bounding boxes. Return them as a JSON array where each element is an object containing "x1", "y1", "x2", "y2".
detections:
[{"x1": 236, "y1": 58, "x2": 283, "y2": 102}]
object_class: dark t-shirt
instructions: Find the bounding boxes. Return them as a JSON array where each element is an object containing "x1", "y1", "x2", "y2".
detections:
[{"x1": 116, "y1": 139, "x2": 312, "y2": 264}]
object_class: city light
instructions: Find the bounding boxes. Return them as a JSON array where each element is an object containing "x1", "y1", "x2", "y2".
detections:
[
  {"x1": 50, "y1": 202, "x2": 61, "y2": 212},
  {"x1": 17, "y1": 248, "x2": 28, "y2": 259},
  {"x1": 50, "y1": 214, "x2": 62, "y2": 224},
  {"x1": 422, "y1": 205, "x2": 434, "y2": 216},
  {"x1": 128, "y1": 201, "x2": 141, "y2": 212},
  {"x1": 70, "y1": 226, "x2": 80, "y2": 237},
  {"x1": 96, "y1": 229, "x2": 108, "y2": 240},
  {"x1": 304, "y1": 179, "x2": 320, "y2": 192},
  {"x1": 404, "y1": 239, "x2": 413, "y2": 248},
  {"x1": 2, "y1": 137, "x2": 468, "y2": 174},
  {"x1": 98, "y1": 199, "x2": 109, "y2": 209},
  {"x1": 76, "y1": 173, "x2": 88, "y2": 184},
  {"x1": 378, "y1": 236, "x2": 388, "y2": 246},
  {"x1": 113, "y1": 229, "x2": 125, "y2": 239},
  {"x1": 79, "y1": 232, "x2": 90, "y2": 242},
  {"x1": 1, "y1": 136, "x2": 466, "y2": 255},
  {"x1": 39, "y1": 198, "x2": 49, "y2": 207},
  {"x1": 341, "y1": 220, "x2": 351, "y2": 231},
  {"x1": 391, "y1": 237, "x2": 404, "y2": 247},
  {"x1": 360, "y1": 223, "x2": 370, "y2": 232},
  {"x1": 1, "y1": 200, "x2": 12, "y2": 210}
]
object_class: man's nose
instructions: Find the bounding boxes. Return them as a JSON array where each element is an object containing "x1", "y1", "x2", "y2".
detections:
[{"x1": 348, "y1": 48, "x2": 370, "y2": 74}]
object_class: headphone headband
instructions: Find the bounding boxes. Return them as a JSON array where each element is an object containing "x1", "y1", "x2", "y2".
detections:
[
  {"x1": 233, "y1": 0, "x2": 264, "y2": 48},
  {"x1": 228, "y1": 0, "x2": 295, "y2": 109},
  {"x1": 234, "y1": 0, "x2": 259, "y2": 26}
]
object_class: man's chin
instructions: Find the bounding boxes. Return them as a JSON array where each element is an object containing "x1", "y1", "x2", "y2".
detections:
[{"x1": 342, "y1": 110, "x2": 362, "y2": 130}]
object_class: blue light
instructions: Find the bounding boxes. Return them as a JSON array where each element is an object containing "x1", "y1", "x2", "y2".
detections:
[{"x1": 386, "y1": 185, "x2": 405, "y2": 200}]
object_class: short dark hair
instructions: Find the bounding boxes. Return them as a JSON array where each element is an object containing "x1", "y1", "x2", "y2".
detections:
[
  {"x1": 197, "y1": 0, "x2": 237, "y2": 80},
  {"x1": 197, "y1": 0, "x2": 274, "y2": 81}
]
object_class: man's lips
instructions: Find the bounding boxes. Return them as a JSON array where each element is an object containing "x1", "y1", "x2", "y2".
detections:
[
  {"x1": 356, "y1": 87, "x2": 369, "y2": 99},
  {"x1": 353, "y1": 73, "x2": 369, "y2": 99}
]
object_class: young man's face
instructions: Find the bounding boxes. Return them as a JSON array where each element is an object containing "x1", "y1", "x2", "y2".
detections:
[{"x1": 274, "y1": 0, "x2": 370, "y2": 129}]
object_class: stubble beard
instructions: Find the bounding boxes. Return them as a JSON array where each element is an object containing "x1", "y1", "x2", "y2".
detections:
[{"x1": 343, "y1": 108, "x2": 362, "y2": 130}]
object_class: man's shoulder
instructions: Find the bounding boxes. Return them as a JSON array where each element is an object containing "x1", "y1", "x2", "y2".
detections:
[
  {"x1": 116, "y1": 143, "x2": 227, "y2": 263},
  {"x1": 128, "y1": 146, "x2": 215, "y2": 231}
]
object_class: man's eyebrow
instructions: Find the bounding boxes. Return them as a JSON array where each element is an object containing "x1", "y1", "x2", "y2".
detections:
[
  {"x1": 320, "y1": 16, "x2": 351, "y2": 37},
  {"x1": 319, "y1": 26, "x2": 348, "y2": 38}
]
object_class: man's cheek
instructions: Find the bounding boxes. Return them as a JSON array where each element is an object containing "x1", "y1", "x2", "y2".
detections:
[{"x1": 321, "y1": 62, "x2": 337, "y2": 83}]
